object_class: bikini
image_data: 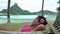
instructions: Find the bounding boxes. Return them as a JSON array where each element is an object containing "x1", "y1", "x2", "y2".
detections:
[{"x1": 21, "y1": 18, "x2": 45, "y2": 32}]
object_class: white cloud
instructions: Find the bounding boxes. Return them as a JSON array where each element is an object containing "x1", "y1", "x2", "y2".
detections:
[
  {"x1": 44, "y1": 0, "x2": 58, "y2": 12},
  {"x1": 10, "y1": 0, "x2": 42, "y2": 12},
  {"x1": 0, "y1": 0, "x2": 8, "y2": 11},
  {"x1": 17, "y1": 0, "x2": 42, "y2": 12},
  {"x1": 0, "y1": 0, "x2": 58, "y2": 12}
]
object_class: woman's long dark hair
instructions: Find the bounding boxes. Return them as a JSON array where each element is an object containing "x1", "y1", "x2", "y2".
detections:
[{"x1": 38, "y1": 16, "x2": 47, "y2": 25}]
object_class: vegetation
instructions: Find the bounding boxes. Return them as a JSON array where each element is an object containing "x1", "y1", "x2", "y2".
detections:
[
  {"x1": 0, "y1": 23, "x2": 31, "y2": 31},
  {"x1": 0, "y1": 3, "x2": 57, "y2": 15},
  {"x1": 0, "y1": 23, "x2": 50, "y2": 31},
  {"x1": 57, "y1": 7, "x2": 60, "y2": 11}
]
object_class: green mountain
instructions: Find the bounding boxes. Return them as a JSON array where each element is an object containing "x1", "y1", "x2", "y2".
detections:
[
  {"x1": 10, "y1": 3, "x2": 31, "y2": 15},
  {"x1": 0, "y1": 3, "x2": 57, "y2": 15},
  {"x1": 39, "y1": 10, "x2": 57, "y2": 15}
]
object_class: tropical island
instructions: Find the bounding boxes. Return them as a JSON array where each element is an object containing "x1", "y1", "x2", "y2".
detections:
[{"x1": 0, "y1": 3, "x2": 57, "y2": 15}]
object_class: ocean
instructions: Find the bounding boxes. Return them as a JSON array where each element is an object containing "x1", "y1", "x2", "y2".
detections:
[{"x1": 0, "y1": 15, "x2": 57, "y2": 24}]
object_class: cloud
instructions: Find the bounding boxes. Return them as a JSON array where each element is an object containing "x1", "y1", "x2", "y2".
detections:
[
  {"x1": 0, "y1": 0, "x2": 58, "y2": 12},
  {"x1": 0, "y1": 0, "x2": 8, "y2": 11},
  {"x1": 17, "y1": 0, "x2": 42, "y2": 12},
  {"x1": 16, "y1": 0, "x2": 58, "y2": 12},
  {"x1": 44, "y1": 0, "x2": 58, "y2": 12}
]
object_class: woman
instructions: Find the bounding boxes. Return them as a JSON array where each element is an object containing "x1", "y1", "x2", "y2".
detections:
[
  {"x1": 38, "y1": 16, "x2": 47, "y2": 25},
  {"x1": 21, "y1": 16, "x2": 47, "y2": 32}
]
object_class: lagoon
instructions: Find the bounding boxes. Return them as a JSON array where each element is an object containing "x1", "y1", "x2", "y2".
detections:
[{"x1": 0, "y1": 15, "x2": 57, "y2": 24}]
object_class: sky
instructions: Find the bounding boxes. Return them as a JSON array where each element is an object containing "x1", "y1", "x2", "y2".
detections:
[{"x1": 0, "y1": 0, "x2": 59, "y2": 12}]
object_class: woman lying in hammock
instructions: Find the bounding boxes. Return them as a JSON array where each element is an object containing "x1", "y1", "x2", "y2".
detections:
[{"x1": 21, "y1": 16, "x2": 48, "y2": 32}]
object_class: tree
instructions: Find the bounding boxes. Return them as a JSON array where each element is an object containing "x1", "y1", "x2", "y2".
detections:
[
  {"x1": 7, "y1": 0, "x2": 11, "y2": 23},
  {"x1": 57, "y1": 7, "x2": 60, "y2": 11},
  {"x1": 53, "y1": 0, "x2": 60, "y2": 31},
  {"x1": 41, "y1": 0, "x2": 44, "y2": 16},
  {"x1": 54, "y1": 0, "x2": 60, "y2": 23}
]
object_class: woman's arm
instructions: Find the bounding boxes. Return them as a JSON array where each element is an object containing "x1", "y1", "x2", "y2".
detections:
[{"x1": 31, "y1": 24, "x2": 45, "y2": 31}]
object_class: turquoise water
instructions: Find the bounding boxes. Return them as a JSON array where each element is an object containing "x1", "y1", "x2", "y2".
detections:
[
  {"x1": 0, "y1": 15, "x2": 57, "y2": 23},
  {"x1": 0, "y1": 15, "x2": 37, "y2": 19}
]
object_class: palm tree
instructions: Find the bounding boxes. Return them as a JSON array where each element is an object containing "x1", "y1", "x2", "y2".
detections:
[
  {"x1": 7, "y1": 0, "x2": 11, "y2": 23},
  {"x1": 57, "y1": 7, "x2": 60, "y2": 11},
  {"x1": 57, "y1": 0, "x2": 60, "y2": 11},
  {"x1": 53, "y1": 0, "x2": 60, "y2": 27},
  {"x1": 41, "y1": 0, "x2": 44, "y2": 16}
]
